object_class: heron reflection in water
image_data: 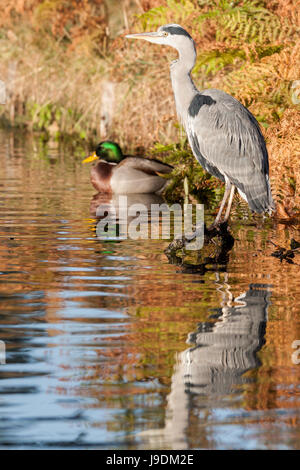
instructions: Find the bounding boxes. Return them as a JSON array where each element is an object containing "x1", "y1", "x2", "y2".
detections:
[{"x1": 140, "y1": 277, "x2": 271, "y2": 449}]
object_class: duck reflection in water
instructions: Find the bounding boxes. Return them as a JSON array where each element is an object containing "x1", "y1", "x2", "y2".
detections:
[
  {"x1": 90, "y1": 192, "x2": 166, "y2": 240},
  {"x1": 140, "y1": 276, "x2": 271, "y2": 449}
]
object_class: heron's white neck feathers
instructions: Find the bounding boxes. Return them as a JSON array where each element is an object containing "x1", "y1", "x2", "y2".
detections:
[{"x1": 169, "y1": 41, "x2": 198, "y2": 125}]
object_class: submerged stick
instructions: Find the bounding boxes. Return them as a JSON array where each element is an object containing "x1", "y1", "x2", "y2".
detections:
[{"x1": 165, "y1": 221, "x2": 232, "y2": 255}]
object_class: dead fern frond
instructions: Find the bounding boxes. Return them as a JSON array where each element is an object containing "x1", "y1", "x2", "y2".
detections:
[{"x1": 266, "y1": 109, "x2": 300, "y2": 218}]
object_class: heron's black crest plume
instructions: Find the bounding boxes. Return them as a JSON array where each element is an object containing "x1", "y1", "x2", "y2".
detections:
[{"x1": 160, "y1": 25, "x2": 193, "y2": 39}]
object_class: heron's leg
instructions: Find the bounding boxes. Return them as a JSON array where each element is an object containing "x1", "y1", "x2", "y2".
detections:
[
  {"x1": 211, "y1": 182, "x2": 232, "y2": 227},
  {"x1": 223, "y1": 185, "x2": 235, "y2": 222}
]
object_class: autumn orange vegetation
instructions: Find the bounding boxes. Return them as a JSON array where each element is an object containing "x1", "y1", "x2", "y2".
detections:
[
  {"x1": 1, "y1": 0, "x2": 107, "y2": 49},
  {"x1": 120, "y1": 0, "x2": 300, "y2": 218},
  {"x1": 0, "y1": 0, "x2": 299, "y2": 217}
]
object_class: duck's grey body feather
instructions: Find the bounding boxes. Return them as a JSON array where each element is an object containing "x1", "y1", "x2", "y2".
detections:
[
  {"x1": 91, "y1": 157, "x2": 173, "y2": 194},
  {"x1": 111, "y1": 157, "x2": 172, "y2": 194}
]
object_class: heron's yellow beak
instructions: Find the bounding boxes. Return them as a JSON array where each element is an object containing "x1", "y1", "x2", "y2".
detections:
[
  {"x1": 82, "y1": 152, "x2": 99, "y2": 164},
  {"x1": 125, "y1": 31, "x2": 163, "y2": 44}
]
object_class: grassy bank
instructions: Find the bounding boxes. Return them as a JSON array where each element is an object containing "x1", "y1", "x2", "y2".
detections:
[{"x1": 0, "y1": 0, "x2": 299, "y2": 216}]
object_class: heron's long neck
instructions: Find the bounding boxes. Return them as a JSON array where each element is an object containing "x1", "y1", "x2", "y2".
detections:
[{"x1": 170, "y1": 42, "x2": 198, "y2": 125}]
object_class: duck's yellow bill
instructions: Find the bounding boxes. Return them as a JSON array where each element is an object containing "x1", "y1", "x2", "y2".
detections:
[{"x1": 82, "y1": 152, "x2": 98, "y2": 164}]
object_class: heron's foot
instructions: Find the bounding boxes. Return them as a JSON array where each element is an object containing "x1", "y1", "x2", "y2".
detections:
[
  {"x1": 206, "y1": 220, "x2": 228, "y2": 233},
  {"x1": 165, "y1": 225, "x2": 235, "y2": 270},
  {"x1": 165, "y1": 221, "x2": 231, "y2": 255},
  {"x1": 207, "y1": 221, "x2": 219, "y2": 232},
  {"x1": 164, "y1": 233, "x2": 188, "y2": 254},
  {"x1": 164, "y1": 223, "x2": 205, "y2": 253}
]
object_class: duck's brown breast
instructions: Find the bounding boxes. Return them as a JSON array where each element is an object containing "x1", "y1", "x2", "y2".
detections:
[{"x1": 90, "y1": 161, "x2": 113, "y2": 193}]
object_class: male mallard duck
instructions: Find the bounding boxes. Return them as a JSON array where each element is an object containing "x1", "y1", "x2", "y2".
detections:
[{"x1": 82, "y1": 141, "x2": 173, "y2": 194}]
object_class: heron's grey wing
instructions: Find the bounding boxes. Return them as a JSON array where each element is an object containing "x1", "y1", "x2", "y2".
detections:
[
  {"x1": 119, "y1": 157, "x2": 173, "y2": 174},
  {"x1": 187, "y1": 89, "x2": 274, "y2": 213}
]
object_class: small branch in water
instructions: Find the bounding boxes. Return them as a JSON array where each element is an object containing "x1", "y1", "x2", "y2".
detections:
[
  {"x1": 165, "y1": 222, "x2": 235, "y2": 272},
  {"x1": 165, "y1": 221, "x2": 232, "y2": 255},
  {"x1": 268, "y1": 238, "x2": 300, "y2": 264}
]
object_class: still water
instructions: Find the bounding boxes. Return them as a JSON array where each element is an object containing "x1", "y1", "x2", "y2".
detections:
[{"x1": 0, "y1": 130, "x2": 299, "y2": 449}]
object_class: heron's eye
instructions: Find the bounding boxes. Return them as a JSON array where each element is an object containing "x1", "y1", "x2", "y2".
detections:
[{"x1": 163, "y1": 31, "x2": 168, "y2": 37}]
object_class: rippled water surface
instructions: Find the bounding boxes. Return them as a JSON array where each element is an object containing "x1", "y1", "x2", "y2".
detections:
[{"x1": 0, "y1": 130, "x2": 300, "y2": 449}]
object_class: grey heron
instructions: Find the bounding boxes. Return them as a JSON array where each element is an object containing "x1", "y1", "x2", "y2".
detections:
[{"x1": 126, "y1": 24, "x2": 275, "y2": 226}]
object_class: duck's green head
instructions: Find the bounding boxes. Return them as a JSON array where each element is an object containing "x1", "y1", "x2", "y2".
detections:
[
  {"x1": 82, "y1": 141, "x2": 124, "y2": 164},
  {"x1": 96, "y1": 141, "x2": 124, "y2": 163}
]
